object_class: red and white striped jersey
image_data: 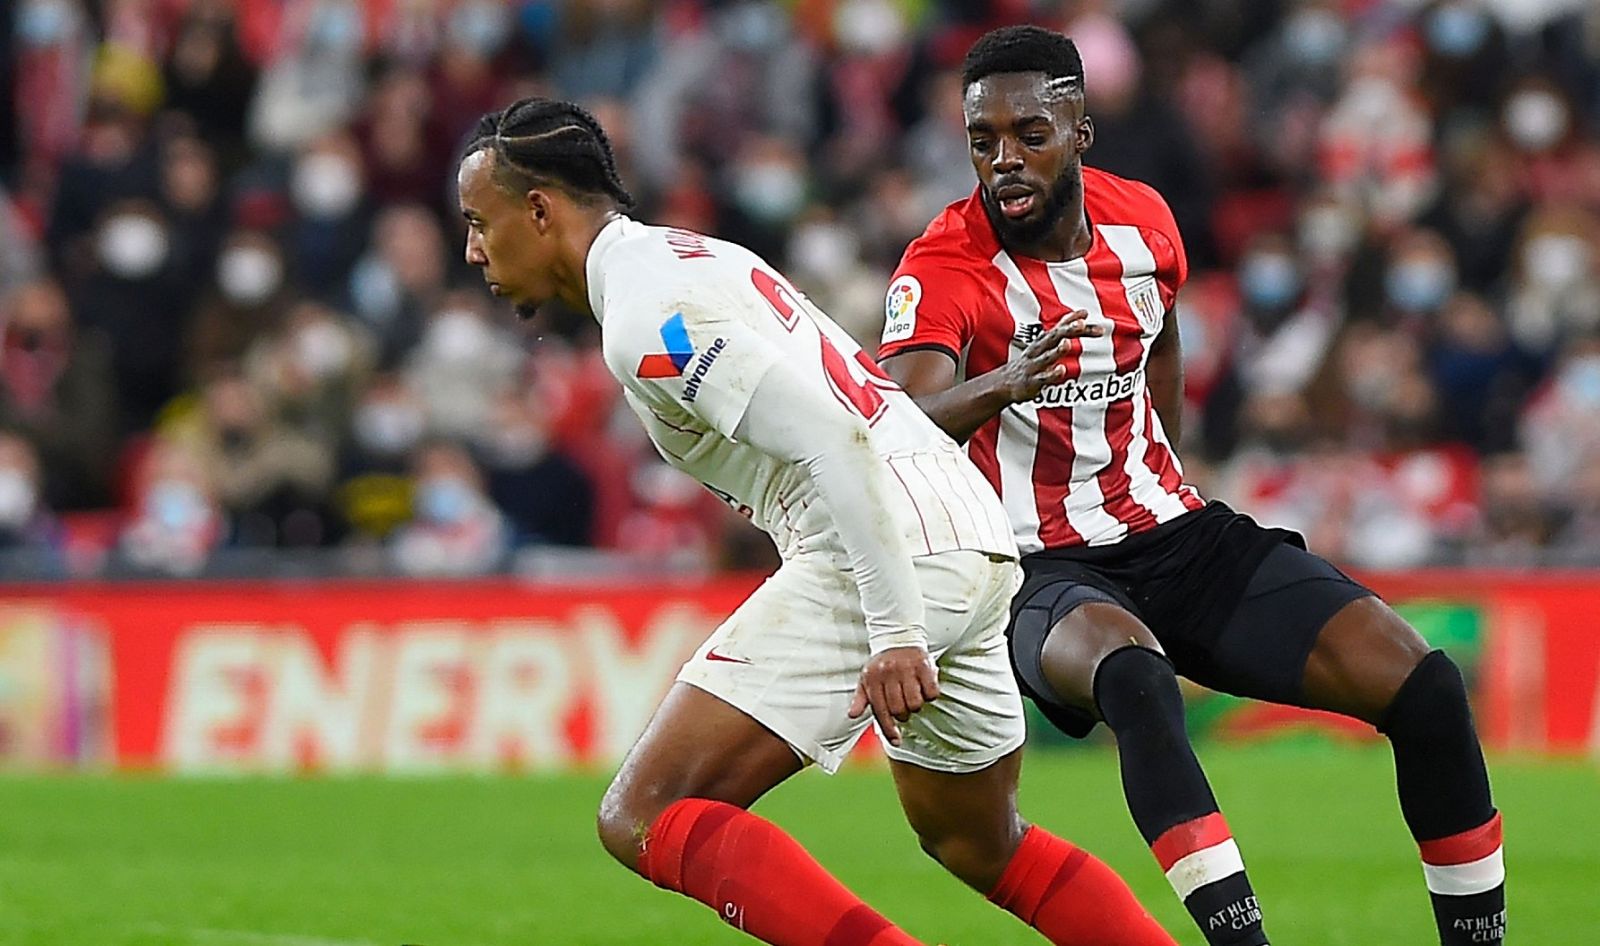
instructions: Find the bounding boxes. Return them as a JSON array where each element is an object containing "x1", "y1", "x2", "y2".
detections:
[{"x1": 879, "y1": 167, "x2": 1204, "y2": 553}]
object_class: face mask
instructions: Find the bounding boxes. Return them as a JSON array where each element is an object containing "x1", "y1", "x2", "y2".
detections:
[
  {"x1": 307, "y1": 3, "x2": 362, "y2": 55},
  {"x1": 218, "y1": 246, "x2": 284, "y2": 304},
  {"x1": 417, "y1": 477, "x2": 475, "y2": 525},
  {"x1": 147, "y1": 480, "x2": 208, "y2": 532},
  {"x1": 834, "y1": 0, "x2": 905, "y2": 55},
  {"x1": 354, "y1": 401, "x2": 424, "y2": 456},
  {"x1": 486, "y1": 425, "x2": 547, "y2": 469},
  {"x1": 788, "y1": 222, "x2": 859, "y2": 281},
  {"x1": 1283, "y1": 10, "x2": 1346, "y2": 66},
  {"x1": 1503, "y1": 91, "x2": 1568, "y2": 152},
  {"x1": 426, "y1": 310, "x2": 493, "y2": 364},
  {"x1": 1239, "y1": 253, "x2": 1301, "y2": 312},
  {"x1": 0, "y1": 468, "x2": 38, "y2": 528},
  {"x1": 1426, "y1": 3, "x2": 1491, "y2": 58},
  {"x1": 292, "y1": 152, "x2": 362, "y2": 219},
  {"x1": 1298, "y1": 206, "x2": 1359, "y2": 263},
  {"x1": 722, "y1": 3, "x2": 784, "y2": 52},
  {"x1": 733, "y1": 162, "x2": 806, "y2": 224},
  {"x1": 350, "y1": 258, "x2": 401, "y2": 322},
  {"x1": 292, "y1": 320, "x2": 354, "y2": 379},
  {"x1": 1385, "y1": 259, "x2": 1455, "y2": 312},
  {"x1": 1560, "y1": 355, "x2": 1600, "y2": 408},
  {"x1": 446, "y1": 1, "x2": 510, "y2": 55},
  {"x1": 99, "y1": 215, "x2": 169, "y2": 279},
  {"x1": 18, "y1": 0, "x2": 73, "y2": 47},
  {"x1": 1523, "y1": 234, "x2": 1591, "y2": 290}
]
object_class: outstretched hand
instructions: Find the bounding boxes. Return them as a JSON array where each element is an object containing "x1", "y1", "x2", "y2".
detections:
[
  {"x1": 848, "y1": 646, "x2": 939, "y2": 747},
  {"x1": 1000, "y1": 311, "x2": 1102, "y2": 403}
]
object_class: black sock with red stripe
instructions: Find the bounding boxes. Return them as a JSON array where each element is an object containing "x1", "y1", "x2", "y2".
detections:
[
  {"x1": 1095, "y1": 647, "x2": 1269, "y2": 945},
  {"x1": 1381, "y1": 652, "x2": 1505, "y2": 945}
]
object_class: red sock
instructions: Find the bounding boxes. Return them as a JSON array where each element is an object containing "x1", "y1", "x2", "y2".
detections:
[
  {"x1": 639, "y1": 798, "x2": 922, "y2": 946},
  {"x1": 989, "y1": 825, "x2": 1177, "y2": 946}
]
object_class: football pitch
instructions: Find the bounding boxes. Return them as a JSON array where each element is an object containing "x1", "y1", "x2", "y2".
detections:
[{"x1": 2, "y1": 745, "x2": 1595, "y2": 946}]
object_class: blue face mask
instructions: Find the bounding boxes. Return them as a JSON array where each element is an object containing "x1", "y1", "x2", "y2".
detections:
[
  {"x1": 1240, "y1": 254, "x2": 1302, "y2": 312},
  {"x1": 148, "y1": 481, "x2": 208, "y2": 532},
  {"x1": 1427, "y1": 4, "x2": 1491, "y2": 59},
  {"x1": 418, "y1": 478, "x2": 474, "y2": 525},
  {"x1": 1386, "y1": 261, "x2": 1455, "y2": 313},
  {"x1": 1561, "y1": 356, "x2": 1600, "y2": 408}
]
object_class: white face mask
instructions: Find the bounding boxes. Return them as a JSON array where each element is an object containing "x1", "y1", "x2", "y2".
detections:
[
  {"x1": 1503, "y1": 91, "x2": 1568, "y2": 152},
  {"x1": 354, "y1": 401, "x2": 424, "y2": 456},
  {"x1": 1299, "y1": 206, "x2": 1360, "y2": 263},
  {"x1": 1560, "y1": 355, "x2": 1600, "y2": 408},
  {"x1": 788, "y1": 222, "x2": 859, "y2": 281},
  {"x1": 1523, "y1": 234, "x2": 1591, "y2": 290},
  {"x1": 446, "y1": 1, "x2": 510, "y2": 55},
  {"x1": 218, "y1": 246, "x2": 284, "y2": 304},
  {"x1": 292, "y1": 152, "x2": 362, "y2": 219},
  {"x1": 834, "y1": 0, "x2": 905, "y2": 55},
  {"x1": 733, "y1": 162, "x2": 806, "y2": 223},
  {"x1": 292, "y1": 319, "x2": 354, "y2": 379},
  {"x1": 0, "y1": 467, "x2": 38, "y2": 528},
  {"x1": 99, "y1": 215, "x2": 169, "y2": 279},
  {"x1": 485, "y1": 424, "x2": 547, "y2": 469},
  {"x1": 426, "y1": 310, "x2": 494, "y2": 364}
]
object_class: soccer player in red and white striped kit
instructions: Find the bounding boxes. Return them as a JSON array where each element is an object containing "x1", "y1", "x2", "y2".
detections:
[{"x1": 880, "y1": 25, "x2": 1506, "y2": 946}]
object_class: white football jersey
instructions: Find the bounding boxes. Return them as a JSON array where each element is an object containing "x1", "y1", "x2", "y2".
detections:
[{"x1": 587, "y1": 217, "x2": 1015, "y2": 564}]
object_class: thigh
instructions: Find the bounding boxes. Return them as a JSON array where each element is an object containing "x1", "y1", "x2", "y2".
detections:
[
  {"x1": 600, "y1": 681, "x2": 804, "y2": 867},
  {"x1": 1299, "y1": 597, "x2": 1431, "y2": 724},
  {"x1": 887, "y1": 552, "x2": 1028, "y2": 773},
  {"x1": 1193, "y1": 543, "x2": 1385, "y2": 708},
  {"x1": 1009, "y1": 564, "x2": 1161, "y2": 735},
  {"x1": 676, "y1": 555, "x2": 876, "y2": 773}
]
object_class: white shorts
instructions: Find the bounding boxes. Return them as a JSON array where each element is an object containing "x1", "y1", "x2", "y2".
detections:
[{"x1": 676, "y1": 549, "x2": 1027, "y2": 774}]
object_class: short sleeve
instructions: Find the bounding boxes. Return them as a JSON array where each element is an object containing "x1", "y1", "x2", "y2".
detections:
[
  {"x1": 1137, "y1": 185, "x2": 1188, "y2": 307},
  {"x1": 876, "y1": 265, "x2": 977, "y2": 363},
  {"x1": 613, "y1": 307, "x2": 782, "y2": 442}
]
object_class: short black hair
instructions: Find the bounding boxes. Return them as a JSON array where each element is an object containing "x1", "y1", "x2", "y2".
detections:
[
  {"x1": 464, "y1": 97, "x2": 635, "y2": 209},
  {"x1": 961, "y1": 25, "x2": 1084, "y2": 90}
]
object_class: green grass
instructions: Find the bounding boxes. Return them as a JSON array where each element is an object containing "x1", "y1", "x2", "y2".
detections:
[{"x1": 1, "y1": 745, "x2": 1595, "y2": 945}]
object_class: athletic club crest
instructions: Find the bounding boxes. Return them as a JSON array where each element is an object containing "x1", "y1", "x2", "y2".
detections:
[{"x1": 1128, "y1": 277, "x2": 1163, "y2": 335}]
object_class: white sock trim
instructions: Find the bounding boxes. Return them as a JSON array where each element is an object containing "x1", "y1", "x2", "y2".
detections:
[
  {"x1": 1422, "y1": 847, "x2": 1505, "y2": 896},
  {"x1": 1165, "y1": 839, "x2": 1246, "y2": 901}
]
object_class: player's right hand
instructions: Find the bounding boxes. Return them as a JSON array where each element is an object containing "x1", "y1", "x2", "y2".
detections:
[
  {"x1": 848, "y1": 646, "x2": 939, "y2": 747},
  {"x1": 1001, "y1": 311, "x2": 1102, "y2": 403}
]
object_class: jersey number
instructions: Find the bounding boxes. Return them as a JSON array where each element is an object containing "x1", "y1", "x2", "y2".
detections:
[{"x1": 751, "y1": 268, "x2": 898, "y2": 424}]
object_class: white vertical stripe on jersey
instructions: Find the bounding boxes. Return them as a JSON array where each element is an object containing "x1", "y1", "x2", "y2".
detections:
[
  {"x1": 1099, "y1": 225, "x2": 1195, "y2": 523},
  {"x1": 990, "y1": 250, "x2": 1046, "y2": 555},
  {"x1": 1048, "y1": 254, "x2": 1130, "y2": 545}
]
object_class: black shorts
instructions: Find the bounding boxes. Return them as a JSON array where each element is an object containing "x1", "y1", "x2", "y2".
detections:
[{"x1": 1007, "y1": 501, "x2": 1375, "y2": 738}]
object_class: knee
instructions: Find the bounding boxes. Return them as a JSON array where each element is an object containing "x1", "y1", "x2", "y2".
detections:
[
  {"x1": 913, "y1": 816, "x2": 1027, "y2": 893},
  {"x1": 596, "y1": 774, "x2": 677, "y2": 872},
  {"x1": 1378, "y1": 650, "x2": 1473, "y2": 743},
  {"x1": 1092, "y1": 646, "x2": 1187, "y2": 741}
]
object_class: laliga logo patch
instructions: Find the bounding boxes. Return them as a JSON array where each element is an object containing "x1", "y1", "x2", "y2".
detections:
[
  {"x1": 636, "y1": 312, "x2": 695, "y2": 378},
  {"x1": 881, "y1": 275, "x2": 921, "y2": 343}
]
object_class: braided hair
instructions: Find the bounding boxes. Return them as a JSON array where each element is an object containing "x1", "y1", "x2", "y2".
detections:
[{"x1": 464, "y1": 97, "x2": 635, "y2": 209}]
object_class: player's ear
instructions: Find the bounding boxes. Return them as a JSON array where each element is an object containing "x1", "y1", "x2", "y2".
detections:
[
  {"x1": 1076, "y1": 116, "x2": 1094, "y2": 155},
  {"x1": 525, "y1": 188, "x2": 554, "y2": 234}
]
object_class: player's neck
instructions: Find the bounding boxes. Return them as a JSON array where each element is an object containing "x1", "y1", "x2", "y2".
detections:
[
  {"x1": 1004, "y1": 207, "x2": 1092, "y2": 264},
  {"x1": 557, "y1": 208, "x2": 626, "y2": 318}
]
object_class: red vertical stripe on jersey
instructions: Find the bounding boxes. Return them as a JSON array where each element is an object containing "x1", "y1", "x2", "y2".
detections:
[
  {"x1": 964, "y1": 262, "x2": 1012, "y2": 499},
  {"x1": 1083, "y1": 241, "x2": 1161, "y2": 534},
  {"x1": 1141, "y1": 395, "x2": 1205, "y2": 510},
  {"x1": 1014, "y1": 257, "x2": 1085, "y2": 548}
]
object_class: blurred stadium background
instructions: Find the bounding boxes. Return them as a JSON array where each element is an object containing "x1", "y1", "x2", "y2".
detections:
[{"x1": 1, "y1": 1, "x2": 1598, "y2": 944}]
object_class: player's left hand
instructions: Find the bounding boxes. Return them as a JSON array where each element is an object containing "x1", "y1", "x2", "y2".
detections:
[{"x1": 848, "y1": 646, "x2": 940, "y2": 747}]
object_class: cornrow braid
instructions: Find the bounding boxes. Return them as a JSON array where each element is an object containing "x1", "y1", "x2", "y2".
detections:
[{"x1": 465, "y1": 97, "x2": 635, "y2": 209}]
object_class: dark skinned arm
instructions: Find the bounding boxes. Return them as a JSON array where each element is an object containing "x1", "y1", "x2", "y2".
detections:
[
  {"x1": 1145, "y1": 304, "x2": 1184, "y2": 447},
  {"x1": 881, "y1": 314, "x2": 1102, "y2": 444}
]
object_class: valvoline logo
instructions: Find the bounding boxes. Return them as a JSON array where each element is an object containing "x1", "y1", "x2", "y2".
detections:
[{"x1": 636, "y1": 312, "x2": 694, "y2": 378}]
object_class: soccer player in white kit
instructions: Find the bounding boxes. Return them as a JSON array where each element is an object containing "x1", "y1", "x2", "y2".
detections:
[{"x1": 456, "y1": 97, "x2": 1176, "y2": 946}]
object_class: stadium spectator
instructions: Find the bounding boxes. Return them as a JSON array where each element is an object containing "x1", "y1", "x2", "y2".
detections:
[
  {"x1": 116, "y1": 436, "x2": 225, "y2": 576},
  {"x1": 390, "y1": 439, "x2": 509, "y2": 576},
  {"x1": 477, "y1": 387, "x2": 593, "y2": 548},
  {"x1": 0, "y1": 278, "x2": 117, "y2": 510},
  {"x1": 0, "y1": 431, "x2": 65, "y2": 573}
]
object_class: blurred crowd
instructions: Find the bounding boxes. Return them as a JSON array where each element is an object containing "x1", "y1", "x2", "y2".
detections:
[{"x1": 0, "y1": 0, "x2": 1597, "y2": 577}]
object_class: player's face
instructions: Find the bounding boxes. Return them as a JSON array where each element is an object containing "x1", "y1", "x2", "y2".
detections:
[
  {"x1": 458, "y1": 149, "x2": 555, "y2": 320},
  {"x1": 963, "y1": 72, "x2": 1093, "y2": 246}
]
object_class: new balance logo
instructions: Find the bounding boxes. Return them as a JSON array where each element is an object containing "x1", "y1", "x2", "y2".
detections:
[
  {"x1": 1012, "y1": 322, "x2": 1043, "y2": 348},
  {"x1": 1034, "y1": 367, "x2": 1145, "y2": 407}
]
